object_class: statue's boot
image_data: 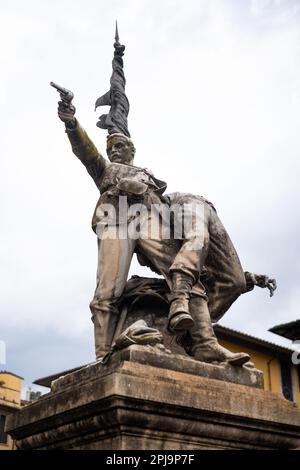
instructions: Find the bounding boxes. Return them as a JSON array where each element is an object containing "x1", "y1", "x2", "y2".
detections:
[
  {"x1": 167, "y1": 272, "x2": 195, "y2": 334},
  {"x1": 93, "y1": 311, "x2": 119, "y2": 361},
  {"x1": 189, "y1": 296, "x2": 250, "y2": 366}
]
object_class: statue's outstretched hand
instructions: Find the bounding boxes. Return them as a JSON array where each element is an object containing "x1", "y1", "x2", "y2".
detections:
[
  {"x1": 57, "y1": 100, "x2": 76, "y2": 124},
  {"x1": 267, "y1": 279, "x2": 277, "y2": 297},
  {"x1": 245, "y1": 272, "x2": 277, "y2": 297}
]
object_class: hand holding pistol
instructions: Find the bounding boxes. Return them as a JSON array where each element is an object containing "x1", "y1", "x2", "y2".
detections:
[{"x1": 50, "y1": 81, "x2": 76, "y2": 125}]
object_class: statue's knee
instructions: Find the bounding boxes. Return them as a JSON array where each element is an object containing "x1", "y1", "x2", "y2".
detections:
[{"x1": 89, "y1": 297, "x2": 118, "y2": 316}]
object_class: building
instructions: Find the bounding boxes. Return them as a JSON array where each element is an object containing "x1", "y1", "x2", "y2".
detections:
[
  {"x1": 25, "y1": 388, "x2": 42, "y2": 403},
  {"x1": 216, "y1": 325, "x2": 300, "y2": 406},
  {"x1": 0, "y1": 371, "x2": 23, "y2": 450}
]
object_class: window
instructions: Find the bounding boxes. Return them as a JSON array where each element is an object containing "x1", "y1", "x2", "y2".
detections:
[
  {"x1": 280, "y1": 361, "x2": 294, "y2": 402},
  {"x1": 0, "y1": 415, "x2": 8, "y2": 444}
]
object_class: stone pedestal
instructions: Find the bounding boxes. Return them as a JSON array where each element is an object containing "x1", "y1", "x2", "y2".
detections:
[{"x1": 6, "y1": 345, "x2": 300, "y2": 449}]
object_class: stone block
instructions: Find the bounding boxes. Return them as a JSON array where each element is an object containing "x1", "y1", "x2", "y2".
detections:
[{"x1": 6, "y1": 346, "x2": 300, "y2": 450}]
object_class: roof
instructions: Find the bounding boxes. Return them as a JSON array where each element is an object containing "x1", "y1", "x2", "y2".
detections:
[
  {"x1": 0, "y1": 401, "x2": 21, "y2": 412},
  {"x1": 268, "y1": 320, "x2": 300, "y2": 341},
  {"x1": 34, "y1": 364, "x2": 88, "y2": 388},
  {"x1": 0, "y1": 371, "x2": 24, "y2": 380},
  {"x1": 214, "y1": 325, "x2": 296, "y2": 358}
]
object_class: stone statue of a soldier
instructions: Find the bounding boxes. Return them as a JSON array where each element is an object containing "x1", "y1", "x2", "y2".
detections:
[{"x1": 52, "y1": 26, "x2": 276, "y2": 367}]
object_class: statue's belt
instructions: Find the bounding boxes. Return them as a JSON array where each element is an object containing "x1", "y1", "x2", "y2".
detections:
[
  {"x1": 102, "y1": 178, "x2": 167, "y2": 205},
  {"x1": 116, "y1": 177, "x2": 149, "y2": 196}
]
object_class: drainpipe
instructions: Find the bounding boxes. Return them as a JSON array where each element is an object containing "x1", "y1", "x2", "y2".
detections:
[{"x1": 267, "y1": 357, "x2": 276, "y2": 391}]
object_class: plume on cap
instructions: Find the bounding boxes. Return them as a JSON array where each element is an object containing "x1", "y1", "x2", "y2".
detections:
[{"x1": 95, "y1": 22, "x2": 130, "y2": 138}]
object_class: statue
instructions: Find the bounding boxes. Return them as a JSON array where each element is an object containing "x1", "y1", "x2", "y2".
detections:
[{"x1": 51, "y1": 24, "x2": 276, "y2": 367}]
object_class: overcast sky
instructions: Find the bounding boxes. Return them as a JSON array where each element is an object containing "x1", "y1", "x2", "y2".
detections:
[{"x1": 0, "y1": 0, "x2": 299, "y2": 395}]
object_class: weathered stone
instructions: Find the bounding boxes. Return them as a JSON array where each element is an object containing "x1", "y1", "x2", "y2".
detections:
[
  {"x1": 6, "y1": 346, "x2": 300, "y2": 450},
  {"x1": 51, "y1": 345, "x2": 264, "y2": 393}
]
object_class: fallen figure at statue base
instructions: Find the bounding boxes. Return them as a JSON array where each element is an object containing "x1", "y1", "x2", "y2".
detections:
[{"x1": 98, "y1": 273, "x2": 276, "y2": 368}]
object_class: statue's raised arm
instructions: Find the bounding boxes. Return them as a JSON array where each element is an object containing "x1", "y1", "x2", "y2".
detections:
[{"x1": 51, "y1": 81, "x2": 107, "y2": 182}]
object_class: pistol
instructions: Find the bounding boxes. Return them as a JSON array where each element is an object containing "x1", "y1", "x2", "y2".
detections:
[{"x1": 50, "y1": 81, "x2": 74, "y2": 104}]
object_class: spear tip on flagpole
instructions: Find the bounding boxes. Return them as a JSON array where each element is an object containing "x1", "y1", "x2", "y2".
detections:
[{"x1": 115, "y1": 20, "x2": 119, "y2": 43}]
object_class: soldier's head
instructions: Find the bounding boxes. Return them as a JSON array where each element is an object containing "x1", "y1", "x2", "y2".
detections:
[{"x1": 106, "y1": 134, "x2": 136, "y2": 165}]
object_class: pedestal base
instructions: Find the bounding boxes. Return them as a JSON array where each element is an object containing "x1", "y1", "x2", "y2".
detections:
[{"x1": 6, "y1": 346, "x2": 300, "y2": 449}]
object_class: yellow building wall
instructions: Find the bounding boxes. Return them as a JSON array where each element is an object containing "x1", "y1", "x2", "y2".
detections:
[
  {"x1": 0, "y1": 372, "x2": 22, "y2": 451},
  {"x1": 0, "y1": 373, "x2": 22, "y2": 407},
  {"x1": 219, "y1": 339, "x2": 300, "y2": 407}
]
